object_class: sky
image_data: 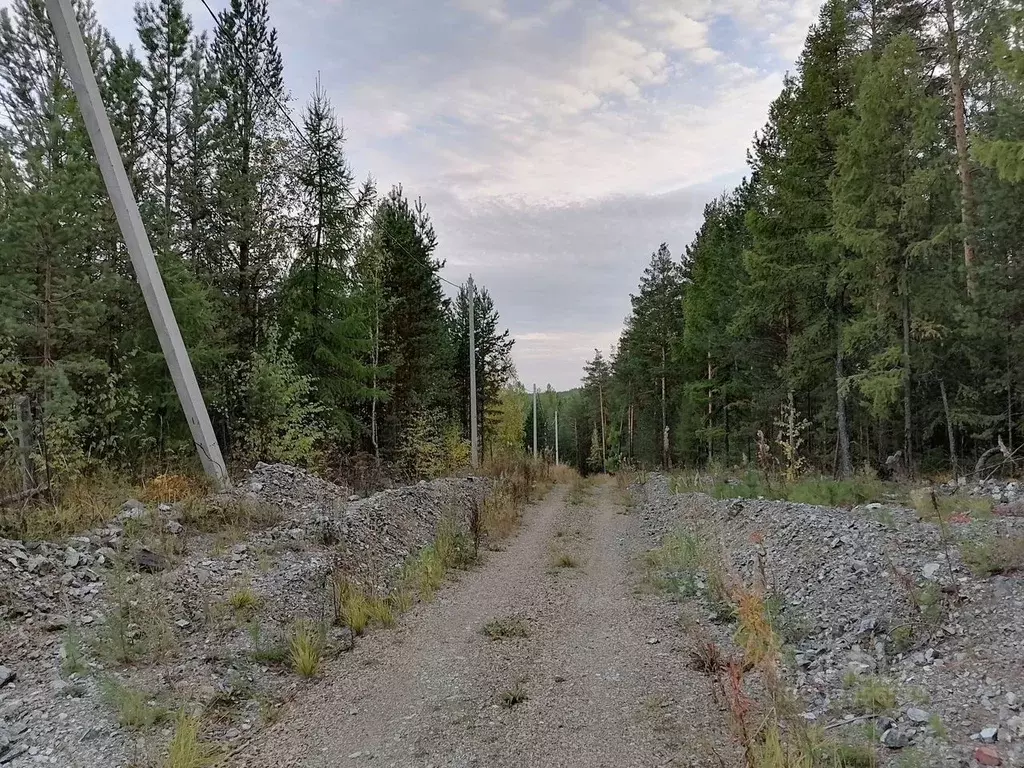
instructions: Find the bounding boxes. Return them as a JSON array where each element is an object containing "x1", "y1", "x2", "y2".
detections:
[{"x1": 84, "y1": 0, "x2": 821, "y2": 389}]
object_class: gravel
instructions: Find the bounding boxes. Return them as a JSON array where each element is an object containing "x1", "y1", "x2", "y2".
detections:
[
  {"x1": 0, "y1": 464, "x2": 488, "y2": 767},
  {"x1": 635, "y1": 474, "x2": 1024, "y2": 767}
]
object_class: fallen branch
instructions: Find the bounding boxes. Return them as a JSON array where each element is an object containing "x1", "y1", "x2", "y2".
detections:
[{"x1": 0, "y1": 485, "x2": 48, "y2": 507}]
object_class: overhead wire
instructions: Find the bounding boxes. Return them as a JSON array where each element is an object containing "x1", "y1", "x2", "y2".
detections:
[{"x1": 195, "y1": 0, "x2": 464, "y2": 292}]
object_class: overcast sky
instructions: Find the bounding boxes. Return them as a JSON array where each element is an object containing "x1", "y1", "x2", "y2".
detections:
[{"x1": 86, "y1": 0, "x2": 820, "y2": 390}]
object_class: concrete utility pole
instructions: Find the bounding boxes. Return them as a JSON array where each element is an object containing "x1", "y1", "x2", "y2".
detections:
[
  {"x1": 467, "y1": 277, "x2": 479, "y2": 469},
  {"x1": 45, "y1": 0, "x2": 229, "y2": 488},
  {"x1": 532, "y1": 385, "x2": 538, "y2": 459},
  {"x1": 554, "y1": 410, "x2": 559, "y2": 465}
]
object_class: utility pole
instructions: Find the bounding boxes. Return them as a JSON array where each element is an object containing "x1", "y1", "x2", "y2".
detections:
[
  {"x1": 554, "y1": 409, "x2": 559, "y2": 465},
  {"x1": 533, "y1": 385, "x2": 538, "y2": 459},
  {"x1": 45, "y1": 0, "x2": 229, "y2": 488},
  {"x1": 467, "y1": 277, "x2": 479, "y2": 469}
]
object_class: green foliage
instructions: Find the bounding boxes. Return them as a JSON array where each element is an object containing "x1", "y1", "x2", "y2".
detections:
[
  {"x1": 163, "y1": 709, "x2": 221, "y2": 768},
  {"x1": 288, "y1": 620, "x2": 324, "y2": 678},
  {"x1": 101, "y1": 679, "x2": 171, "y2": 729}
]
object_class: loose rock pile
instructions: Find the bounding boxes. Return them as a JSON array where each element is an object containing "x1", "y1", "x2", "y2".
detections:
[
  {"x1": 636, "y1": 475, "x2": 1024, "y2": 767},
  {"x1": 0, "y1": 464, "x2": 488, "y2": 767}
]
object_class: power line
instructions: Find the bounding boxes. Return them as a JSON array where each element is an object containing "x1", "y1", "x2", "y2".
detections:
[{"x1": 195, "y1": 0, "x2": 463, "y2": 292}]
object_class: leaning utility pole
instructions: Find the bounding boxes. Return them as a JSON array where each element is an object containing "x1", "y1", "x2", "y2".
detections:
[
  {"x1": 45, "y1": 0, "x2": 229, "y2": 488},
  {"x1": 467, "y1": 277, "x2": 479, "y2": 468},
  {"x1": 532, "y1": 385, "x2": 538, "y2": 459}
]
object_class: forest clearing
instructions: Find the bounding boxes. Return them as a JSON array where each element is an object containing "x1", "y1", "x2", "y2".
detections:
[{"x1": 1, "y1": 0, "x2": 1024, "y2": 766}]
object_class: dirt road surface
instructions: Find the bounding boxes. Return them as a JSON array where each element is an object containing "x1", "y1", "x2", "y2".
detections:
[{"x1": 231, "y1": 480, "x2": 735, "y2": 768}]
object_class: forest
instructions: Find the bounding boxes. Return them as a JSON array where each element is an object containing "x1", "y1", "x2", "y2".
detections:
[
  {"x1": 539, "y1": 0, "x2": 1024, "y2": 479},
  {"x1": 0, "y1": 0, "x2": 518, "y2": 499}
]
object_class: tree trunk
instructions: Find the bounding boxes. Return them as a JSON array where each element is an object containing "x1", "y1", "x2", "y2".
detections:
[
  {"x1": 940, "y1": 379, "x2": 958, "y2": 477},
  {"x1": 706, "y1": 350, "x2": 713, "y2": 462},
  {"x1": 900, "y1": 262, "x2": 913, "y2": 473},
  {"x1": 661, "y1": 345, "x2": 668, "y2": 470},
  {"x1": 944, "y1": 0, "x2": 980, "y2": 297},
  {"x1": 599, "y1": 384, "x2": 607, "y2": 472},
  {"x1": 836, "y1": 326, "x2": 853, "y2": 478}
]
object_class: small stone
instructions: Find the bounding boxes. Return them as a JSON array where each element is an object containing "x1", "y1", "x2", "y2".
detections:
[
  {"x1": 44, "y1": 615, "x2": 69, "y2": 632},
  {"x1": 26, "y1": 556, "x2": 52, "y2": 575},
  {"x1": 974, "y1": 746, "x2": 1002, "y2": 766},
  {"x1": 980, "y1": 726, "x2": 999, "y2": 743},
  {"x1": 225, "y1": 729, "x2": 240, "y2": 740},
  {"x1": 175, "y1": 619, "x2": 191, "y2": 629},
  {"x1": 646, "y1": 637, "x2": 660, "y2": 645},
  {"x1": 0, "y1": 666, "x2": 15, "y2": 689},
  {"x1": 922, "y1": 562, "x2": 941, "y2": 580},
  {"x1": 348, "y1": 494, "x2": 360, "y2": 502},
  {"x1": 1006, "y1": 693, "x2": 1018, "y2": 709},
  {"x1": 165, "y1": 520, "x2": 184, "y2": 535},
  {"x1": 881, "y1": 727, "x2": 910, "y2": 749},
  {"x1": 906, "y1": 707, "x2": 930, "y2": 724}
]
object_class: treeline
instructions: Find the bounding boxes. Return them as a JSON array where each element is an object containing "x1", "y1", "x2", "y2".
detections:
[
  {"x1": 0, "y1": 0, "x2": 515, "y2": 491},
  {"x1": 547, "y1": 0, "x2": 1023, "y2": 477}
]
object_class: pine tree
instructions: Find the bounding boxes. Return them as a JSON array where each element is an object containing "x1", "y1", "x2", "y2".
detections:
[
  {"x1": 371, "y1": 186, "x2": 451, "y2": 459},
  {"x1": 134, "y1": 0, "x2": 192, "y2": 247},
  {"x1": 280, "y1": 81, "x2": 375, "y2": 440},
  {"x1": 832, "y1": 34, "x2": 956, "y2": 470},
  {"x1": 177, "y1": 34, "x2": 217, "y2": 272},
  {"x1": 210, "y1": 0, "x2": 288, "y2": 355}
]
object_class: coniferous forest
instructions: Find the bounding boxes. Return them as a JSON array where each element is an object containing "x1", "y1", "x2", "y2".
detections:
[
  {"x1": 0, "y1": 0, "x2": 516, "y2": 494},
  {"x1": 542, "y1": 0, "x2": 1024, "y2": 479}
]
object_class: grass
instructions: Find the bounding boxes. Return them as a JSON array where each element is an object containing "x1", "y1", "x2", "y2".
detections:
[
  {"x1": 852, "y1": 677, "x2": 897, "y2": 715},
  {"x1": 163, "y1": 710, "x2": 221, "y2": 768},
  {"x1": 961, "y1": 533, "x2": 1024, "y2": 576},
  {"x1": 2, "y1": 470, "x2": 135, "y2": 539},
  {"x1": 552, "y1": 552, "x2": 579, "y2": 569},
  {"x1": 910, "y1": 488, "x2": 994, "y2": 522},
  {"x1": 62, "y1": 630, "x2": 89, "y2": 677},
  {"x1": 227, "y1": 586, "x2": 260, "y2": 613},
  {"x1": 567, "y1": 475, "x2": 594, "y2": 506},
  {"x1": 482, "y1": 616, "x2": 529, "y2": 640},
  {"x1": 332, "y1": 577, "x2": 372, "y2": 635},
  {"x1": 101, "y1": 679, "x2": 170, "y2": 729},
  {"x1": 670, "y1": 468, "x2": 892, "y2": 509},
  {"x1": 246, "y1": 620, "x2": 289, "y2": 665},
  {"x1": 179, "y1": 494, "x2": 281, "y2": 533},
  {"x1": 95, "y1": 568, "x2": 178, "y2": 664},
  {"x1": 288, "y1": 620, "x2": 323, "y2": 678},
  {"x1": 500, "y1": 681, "x2": 529, "y2": 709}
]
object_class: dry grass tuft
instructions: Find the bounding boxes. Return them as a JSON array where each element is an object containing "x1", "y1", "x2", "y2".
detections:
[
  {"x1": 288, "y1": 620, "x2": 323, "y2": 678},
  {"x1": 482, "y1": 615, "x2": 529, "y2": 640},
  {"x1": 163, "y1": 709, "x2": 222, "y2": 768}
]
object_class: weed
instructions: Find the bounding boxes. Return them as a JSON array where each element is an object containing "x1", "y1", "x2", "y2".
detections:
[
  {"x1": 140, "y1": 473, "x2": 208, "y2": 504},
  {"x1": 100, "y1": 679, "x2": 170, "y2": 729},
  {"x1": 852, "y1": 677, "x2": 896, "y2": 714},
  {"x1": 911, "y1": 489, "x2": 994, "y2": 522},
  {"x1": 5, "y1": 471, "x2": 134, "y2": 539},
  {"x1": 332, "y1": 577, "x2": 372, "y2": 635},
  {"x1": 62, "y1": 630, "x2": 88, "y2": 677},
  {"x1": 553, "y1": 552, "x2": 579, "y2": 569},
  {"x1": 388, "y1": 588, "x2": 414, "y2": 615},
  {"x1": 288, "y1": 620, "x2": 323, "y2": 678},
  {"x1": 482, "y1": 616, "x2": 529, "y2": 640},
  {"x1": 163, "y1": 709, "x2": 221, "y2": 768},
  {"x1": 367, "y1": 596, "x2": 396, "y2": 628},
  {"x1": 688, "y1": 640, "x2": 726, "y2": 676},
  {"x1": 500, "y1": 681, "x2": 529, "y2": 709},
  {"x1": 889, "y1": 624, "x2": 917, "y2": 654},
  {"x1": 928, "y1": 714, "x2": 947, "y2": 740},
  {"x1": 247, "y1": 620, "x2": 288, "y2": 665},
  {"x1": 179, "y1": 495, "x2": 280, "y2": 533},
  {"x1": 567, "y1": 475, "x2": 594, "y2": 506},
  {"x1": 95, "y1": 567, "x2": 178, "y2": 664},
  {"x1": 961, "y1": 534, "x2": 1024, "y2": 576},
  {"x1": 227, "y1": 586, "x2": 260, "y2": 613}
]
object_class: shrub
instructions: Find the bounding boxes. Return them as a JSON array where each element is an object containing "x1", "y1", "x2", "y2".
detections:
[
  {"x1": 961, "y1": 534, "x2": 1024, "y2": 576},
  {"x1": 101, "y1": 679, "x2": 170, "y2": 728},
  {"x1": 482, "y1": 616, "x2": 529, "y2": 640}
]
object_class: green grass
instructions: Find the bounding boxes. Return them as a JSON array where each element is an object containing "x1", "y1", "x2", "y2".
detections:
[
  {"x1": 500, "y1": 681, "x2": 529, "y2": 709},
  {"x1": 552, "y1": 552, "x2": 579, "y2": 569},
  {"x1": 708, "y1": 470, "x2": 888, "y2": 508},
  {"x1": 961, "y1": 534, "x2": 1024, "y2": 576},
  {"x1": 289, "y1": 620, "x2": 323, "y2": 678},
  {"x1": 163, "y1": 710, "x2": 221, "y2": 768},
  {"x1": 62, "y1": 630, "x2": 89, "y2": 677},
  {"x1": 852, "y1": 677, "x2": 897, "y2": 714},
  {"x1": 228, "y1": 586, "x2": 260, "y2": 612},
  {"x1": 101, "y1": 679, "x2": 170, "y2": 729}
]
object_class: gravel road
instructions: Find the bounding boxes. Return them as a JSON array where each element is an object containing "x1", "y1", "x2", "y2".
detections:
[{"x1": 231, "y1": 480, "x2": 736, "y2": 768}]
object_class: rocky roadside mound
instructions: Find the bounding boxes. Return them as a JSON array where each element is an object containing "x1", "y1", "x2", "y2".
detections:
[
  {"x1": 636, "y1": 474, "x2": 1024, "y2": 768},
  {"x1": 0, "y1": 463, "x2": 488, "y2": 767}
]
